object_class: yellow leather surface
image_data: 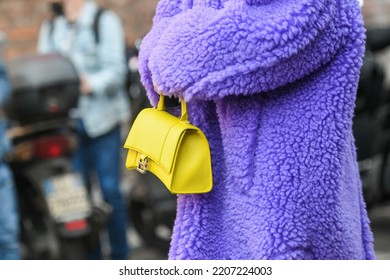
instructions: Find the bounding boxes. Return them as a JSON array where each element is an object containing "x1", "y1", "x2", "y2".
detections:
[{"x1": 123, "y1": 97, "x2": 213, "y2": 194}]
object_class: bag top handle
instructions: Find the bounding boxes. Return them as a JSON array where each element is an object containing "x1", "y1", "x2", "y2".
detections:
[{"x1": 157, "y1": 95, "x2": 188, "y2": 122}]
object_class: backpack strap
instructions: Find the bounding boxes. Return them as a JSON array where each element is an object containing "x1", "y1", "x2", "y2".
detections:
[
  {"x1": 92, "y1": 7, "x2": 105, "y2": 44},
  {"x1": 48, "y1": 19, "x2": 55, "y2": 39},
  {"x1": 48, "y1": 18, "x2": 57, "y2": 47}
]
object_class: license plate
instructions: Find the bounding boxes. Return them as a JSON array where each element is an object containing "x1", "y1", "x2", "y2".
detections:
[{"x1": 43, "y1": 173, "x2": 91, "y2": 222}]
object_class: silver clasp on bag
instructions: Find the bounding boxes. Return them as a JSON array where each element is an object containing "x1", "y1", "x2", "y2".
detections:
[{"x1": 136, "y1": 156, "x2": 149, "y2": 174}]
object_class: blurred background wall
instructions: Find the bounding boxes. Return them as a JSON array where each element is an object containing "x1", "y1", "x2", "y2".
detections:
[
  {"x1": 0, "y1": 1, "x2": 389, "y2": 60},
  {"x1": 363, "y1": 0, "x2": 390, "y2": 27},
  {"x1": 0, "y1": 0, "x2": 158, "y2": 61},
  {"x1": 362, "y1": 0, "x2": 390, "y2": 88}
]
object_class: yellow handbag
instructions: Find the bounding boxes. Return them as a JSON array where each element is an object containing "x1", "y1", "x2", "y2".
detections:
[{"x1": 123, "y1": 95, "x2": 213, "y2": 194}]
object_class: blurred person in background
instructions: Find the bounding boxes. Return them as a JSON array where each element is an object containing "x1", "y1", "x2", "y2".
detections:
[
  {"x1": 0, "y1": 35, "x2": 20, "y2": 260},
  {"x1": 37, "y1": 0, "x2": 130, "y2": 260}
]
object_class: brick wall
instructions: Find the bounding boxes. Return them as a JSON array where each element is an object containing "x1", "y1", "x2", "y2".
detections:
[
  {"x1": 362, "y1": 0, "x2": 390, "y2": 87},
  {"x1": 362, "y1": 0, "x2": 390, "y2": 27},
  {"x1": 0, "y1": 0, "x2": 158, "y2": 62},
  {"x1": 1, "y1": 1, "x2": 389, "y2": 62}
]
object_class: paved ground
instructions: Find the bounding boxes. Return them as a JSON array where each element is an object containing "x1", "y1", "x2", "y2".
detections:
[{"x1": 120, "y1": 170, "x2": 169, "y2": 260}]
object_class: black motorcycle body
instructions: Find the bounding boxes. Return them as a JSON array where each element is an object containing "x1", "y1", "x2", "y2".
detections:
[
  {"x1": 128, "y1": 171, "x2": 176, "y2": 254},
  {"x1": 5, "y1": 53, "x2": 109, "y2": 259},
  {"x1": 354, "y1": 27, "x2": 390, "y2": 207},
  {"x1": 8, "y1": 120, "x2": 98, "y2": 259}
]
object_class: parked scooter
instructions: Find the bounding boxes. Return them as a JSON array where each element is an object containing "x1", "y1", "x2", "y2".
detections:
[
  {"x1": 4, "y1": 53, "x2": 110, "y2": 259},
  {"x1": 354, "y1": 27, "x2": 390, "y2": 207}
]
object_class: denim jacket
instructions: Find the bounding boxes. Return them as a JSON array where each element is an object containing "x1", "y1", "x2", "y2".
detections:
[
  {"x1": 0, "y1": 58, "x2": 11, "y2": 160},
  {"x1": 38, "y1": 0, "x2": 130, "y2": 137}
]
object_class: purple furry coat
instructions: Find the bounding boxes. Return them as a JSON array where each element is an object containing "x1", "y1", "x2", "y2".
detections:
[{"x1": 138, "y1": 0, "x2": 375, "y2": 259}]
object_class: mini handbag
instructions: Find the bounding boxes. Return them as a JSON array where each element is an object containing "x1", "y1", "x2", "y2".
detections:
[{"x1": 123, "y1": 95, "x2": 213, "y2": 194}]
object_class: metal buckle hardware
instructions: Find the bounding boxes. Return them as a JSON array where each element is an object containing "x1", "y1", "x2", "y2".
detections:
[{"x1": 136, "y1": 156, "x2": 149, "y2": 174}]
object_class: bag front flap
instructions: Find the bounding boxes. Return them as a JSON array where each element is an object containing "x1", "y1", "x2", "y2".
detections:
[{"x1": 124, "y1": 108, "x2": 198, "y2": 173}]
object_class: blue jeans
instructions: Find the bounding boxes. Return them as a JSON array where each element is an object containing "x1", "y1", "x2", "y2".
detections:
[
  {"x1": 72, "y1": 120, "x2": 130, "y2": 259},
  {"x1": 0, "y1": 163, "x2": 20, "y2": 260}
]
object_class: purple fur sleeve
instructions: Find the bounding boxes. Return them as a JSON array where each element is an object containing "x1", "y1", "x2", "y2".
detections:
[
  {"x1": 138, "y1": 0, "x2": 187, "y2": 106},
  {"x1": 140, "y1": 0, "x2": 364, "y2": 102}
]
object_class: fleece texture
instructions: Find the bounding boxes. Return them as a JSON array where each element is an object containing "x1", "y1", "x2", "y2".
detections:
[{"x1": 139, "y1": 0, "x2": 376, "y2": 259}]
